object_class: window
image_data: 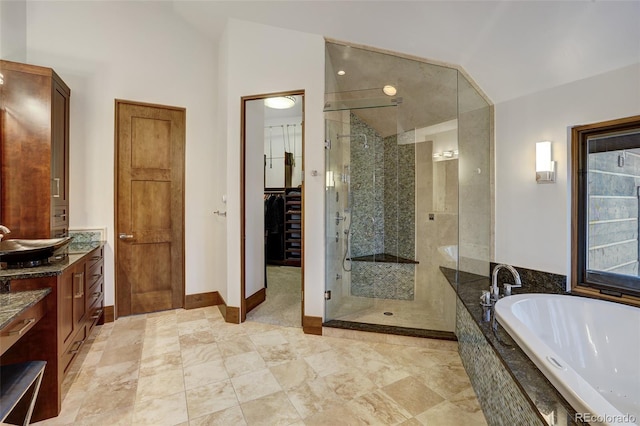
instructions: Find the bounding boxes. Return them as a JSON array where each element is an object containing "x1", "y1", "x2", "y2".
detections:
[{"x1": 572, "y1": 115, "x2": 640, "y2": 306}]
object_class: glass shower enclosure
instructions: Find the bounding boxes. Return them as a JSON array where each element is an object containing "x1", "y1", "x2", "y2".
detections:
[{"x1": 323, "y1": 42, "x2": 491, "y2": 335}]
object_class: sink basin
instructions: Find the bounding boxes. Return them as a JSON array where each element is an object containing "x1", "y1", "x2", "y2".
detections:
[{"x1": 0, "y1": 237, "x2": 73, "y2": 267}]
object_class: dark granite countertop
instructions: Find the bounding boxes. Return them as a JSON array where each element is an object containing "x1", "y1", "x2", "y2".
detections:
[
  {"x1": 350, "y1": 253, "x2": 419, "y2": 264},
  {"x1": 441, "y1": 267, "x2": 583, "y2": 425},
  {"x1": 0, "y1": 288, "x2": 51, "y2": 330},
  {"x1": 0, "y1": 241, "x2": 105, "y2": 281}
]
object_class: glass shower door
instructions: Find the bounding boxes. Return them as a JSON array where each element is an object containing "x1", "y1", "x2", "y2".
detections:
[{"x1": 324, "y1": 116, "x2": 375, "y2": 321}]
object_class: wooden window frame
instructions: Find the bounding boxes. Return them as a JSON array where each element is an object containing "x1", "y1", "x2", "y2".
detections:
[{"x1": 571, "y1": 114, "x2": 640, "y2": 307}]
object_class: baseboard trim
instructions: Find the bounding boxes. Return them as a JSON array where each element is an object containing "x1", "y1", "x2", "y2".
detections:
[
  {"x1": 185, "y1": 291, "x2": 221, "y2": 309},
  {"x1": 245, "y1": 287, "x2": 266, "y2": 314},
  {"x1": 103, "y1": 305, "x2": 115, "y2": 323},
  {"x1": 302, "y1": 315, "x2": 323, "y2": 335},
  {"x1": 224, "y1": 306, "x2": 241, "y2": 324},
  {"x1": 211, "y1": 292, "x2": 240, "y2": 324}
]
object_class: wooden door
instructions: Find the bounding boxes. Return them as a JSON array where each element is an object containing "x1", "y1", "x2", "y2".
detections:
[{"x1": 115, "y1": 100, "x2": 185, "y2": 317}]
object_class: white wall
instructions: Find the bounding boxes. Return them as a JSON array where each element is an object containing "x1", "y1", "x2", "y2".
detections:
[
  {"x1": 221, "y1": 19, "x2": 325, "y2": 318},
  {"x1": 245, "y1": 100, "x2": 265, "y2": 298},
  {"x1": 495, "y1": 63, "x2": 640, "y2": 281},
  {"x1": 25, "y1": 1, "x2": 221, "y2": 307},
  {"x1": 0, "y1": 0, "x2": 27, "y2": 62}
]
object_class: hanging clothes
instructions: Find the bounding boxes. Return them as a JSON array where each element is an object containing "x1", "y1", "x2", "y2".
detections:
[
  {"x1": 284, "y1": 152, "x2": 294, "y2": 188},
  {"x1": 265, "y1": 193, "x2": 285, "y2": 261}
]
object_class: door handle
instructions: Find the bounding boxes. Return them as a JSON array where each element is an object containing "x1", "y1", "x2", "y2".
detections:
[{"x1": 119, "y1": 233, "x2": 134, "y2": 240}]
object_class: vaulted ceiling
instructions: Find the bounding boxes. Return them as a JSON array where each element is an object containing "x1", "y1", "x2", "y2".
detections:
[{"x1": 172, "y1": 0, "x2": 640, "y2": 105}]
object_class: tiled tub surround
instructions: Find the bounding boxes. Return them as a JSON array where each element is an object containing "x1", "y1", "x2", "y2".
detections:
[{"x1": 443, "y1": 266, "x2": 585, "y2": 425}]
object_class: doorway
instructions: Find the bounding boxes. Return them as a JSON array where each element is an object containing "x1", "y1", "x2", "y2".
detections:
[
  {"x1": 114, "y1": 100, "x2": 185, "y2": 317},
  {"x1": 241, "y1": 91, "x2": 304, "y2": 327}
]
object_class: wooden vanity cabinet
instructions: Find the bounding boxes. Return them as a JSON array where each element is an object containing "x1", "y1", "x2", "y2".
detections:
[
  {"x1": 0, "y1": 60, "x2": 70, "y2": 239},
  {"x1": 57, "y1": 262, "x2": 87, "y2": 376},
  {"x1": 58, "y1": 246, "x2": 103, "y2": 377},
  {"x1": 4, "y1": 245, "x2": 104, "y2": 422}
]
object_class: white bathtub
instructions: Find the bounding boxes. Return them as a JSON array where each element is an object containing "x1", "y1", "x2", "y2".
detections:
[{"x1": 495, "y1": 294, "x2": 639, "y2": 426}]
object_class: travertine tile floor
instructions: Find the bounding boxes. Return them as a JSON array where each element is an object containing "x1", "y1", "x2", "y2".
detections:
[{"x1": 33, "y1": 306, "x2": 487, "y2": 426}]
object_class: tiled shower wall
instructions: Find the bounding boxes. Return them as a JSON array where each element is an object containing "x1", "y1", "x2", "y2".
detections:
[
  {"x1": 350, "y1": 113, "x2": 386, "y2": 258},
  {"x1": 383, "y1": 133, "x2": 416, "y2": 260},
  {"x1": 349, "y1": 113, "x2": 416, "y2": 259},
  {"x1": 349, "y1": 113, "x2": 417, "y2": 300}
]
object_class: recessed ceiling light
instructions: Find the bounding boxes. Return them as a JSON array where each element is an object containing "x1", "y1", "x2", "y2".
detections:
[
  {"x1": 383, "y1": 85, "x2": 397, "y2": 96},
  {"x1": 264, "y1": 96, "x2": 296, "y2": 109},
  {"x1": 337, "y1": 70, "x2": 346, "y2": 76}
]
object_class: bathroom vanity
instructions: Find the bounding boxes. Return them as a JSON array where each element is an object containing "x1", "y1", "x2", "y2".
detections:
[{"x1": 0, "y1": 242, "x2": 104, "y2": 422}]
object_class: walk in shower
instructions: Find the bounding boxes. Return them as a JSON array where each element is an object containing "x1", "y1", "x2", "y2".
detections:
[{"x1": 324, "y1": 41, "x2": 492, "y2": 335}]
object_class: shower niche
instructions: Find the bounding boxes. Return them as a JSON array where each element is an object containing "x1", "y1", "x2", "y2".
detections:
[{"x1": 324, "y1": 41, "x2": 491, "y2": 335}]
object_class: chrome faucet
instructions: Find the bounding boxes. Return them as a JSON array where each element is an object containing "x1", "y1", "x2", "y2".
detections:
[
  {"x1": 492, "y1": 264, "x2": 522, "y2": 298},
  {"x1": 0, "y1": 225, "x2": 11, "y2": 241}
]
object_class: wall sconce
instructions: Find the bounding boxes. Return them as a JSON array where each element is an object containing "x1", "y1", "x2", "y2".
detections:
[
  {"x1": 535, "y1": 141, "x2": 556, "y2": 184},
  {"x1": 432, "y1": 149, "x2": 459, "y2": 162}
]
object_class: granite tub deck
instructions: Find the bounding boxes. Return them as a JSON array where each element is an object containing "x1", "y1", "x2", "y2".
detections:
[{"x1": 441, "y1": 267, "x2": 585, "y2": 426}]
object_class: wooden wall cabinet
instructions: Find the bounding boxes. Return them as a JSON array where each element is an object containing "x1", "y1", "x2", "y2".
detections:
[{"x1": 0, "y1": 60, "x2": 70, "y2": 239}]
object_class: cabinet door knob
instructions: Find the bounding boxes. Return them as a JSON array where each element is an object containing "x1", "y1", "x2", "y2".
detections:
[{"x1": 119, "y1": 233, "x2": 134, "y2": 240}]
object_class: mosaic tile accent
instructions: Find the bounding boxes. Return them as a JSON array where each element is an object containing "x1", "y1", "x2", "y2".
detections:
[
  {"x1": 350, "y1": 113, "x2": 385, "y2": 258},
  {"x1": 351, "y1": 261, "x2": 415, "y2": 300},
  {"x1": 69, "y1": 228, "x2": 105, "y2": 244},
  {"x1": 456, "y1": 299, "x2": 546, "y2": 425},
  {"x1": 349, "y1": 114, "x2": 416, "y2": 261},
  {"x1": 348, "y1": 113, "x2": 417, "y2": 301},
  {"x1": 383, "y1": 134, "x2": 415, "y2": 260}
]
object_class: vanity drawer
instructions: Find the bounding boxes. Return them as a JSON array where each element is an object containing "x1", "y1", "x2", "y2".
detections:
[
  {"x1": 0, "y1": 296, "x2": 46, "y2": 357},
  {"x1": 87, "y1": 280, "x2": 103, "y2": 334},
  {"x1": 87, "y1": 247, "x2": 103, "y2": 269},
  {"x1": 87, "y1": 261, "x2": 103, "y2": 291},
  {"x1": 61, "y1": 325, "x2": 86, "y2": 375},
  {"x1": 87, "y1": 279, "x2": 103, "y2": 310}
]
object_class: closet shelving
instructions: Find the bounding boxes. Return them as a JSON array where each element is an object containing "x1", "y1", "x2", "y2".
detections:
[
  {"x1": 264, "y1": 187, "x2": 301, "y2": 267},
  {"x1": 284, "y1": 188, "x2": 302, "y2": 266}
]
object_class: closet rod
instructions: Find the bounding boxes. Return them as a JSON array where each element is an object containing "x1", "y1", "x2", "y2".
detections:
[{"x1": 264, "y1": 123, "x2": 301, "y2": 129}]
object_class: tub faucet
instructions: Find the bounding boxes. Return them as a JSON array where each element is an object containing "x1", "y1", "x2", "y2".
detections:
[
  {"x1": 492, "y1": 264, "x2": 522, "y2": 298},
  {"x1": 0, "y1": 225, "x2": 10, "y2": 241}
]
